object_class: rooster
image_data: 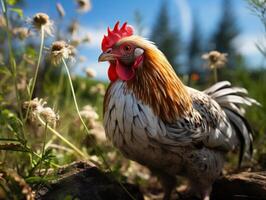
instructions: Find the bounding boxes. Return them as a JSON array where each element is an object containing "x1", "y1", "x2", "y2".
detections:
[{"x1": 98, "y1": 22, "x2": 260, "y2": 200}]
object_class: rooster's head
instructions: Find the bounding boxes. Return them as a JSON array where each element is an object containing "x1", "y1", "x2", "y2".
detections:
[{"x1": 98, "y1": 21, "x2": 147, "y2": 82}]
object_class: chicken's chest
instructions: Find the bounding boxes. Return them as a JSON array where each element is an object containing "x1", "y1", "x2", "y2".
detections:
[{"x1": 103, "y1": 81, "x2": 183, "y2": 169}]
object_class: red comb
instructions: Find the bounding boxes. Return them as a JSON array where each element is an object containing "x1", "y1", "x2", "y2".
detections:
[{"x1": 101, "y1": 21, "x2": 134, "y2": 51}]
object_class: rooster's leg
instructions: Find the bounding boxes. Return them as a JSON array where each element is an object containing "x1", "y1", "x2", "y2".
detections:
[{"x1": 155, "y1": 171, "x2": 177, "y2": 200}]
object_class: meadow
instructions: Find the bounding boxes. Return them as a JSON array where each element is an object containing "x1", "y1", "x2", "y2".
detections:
[{"x1": 0, "y1": 0, "x2": 266, "y2": 199}]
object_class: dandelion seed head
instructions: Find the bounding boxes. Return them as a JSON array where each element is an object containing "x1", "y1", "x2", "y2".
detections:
[
  {"x1": 68, "y1": 20, "x2": 79, "y2": 35},
  {"x1": 79, "y1": 105, "x2": 99, "y2": 129},
  {"x1": 90, "y1": 83, "x2": 105, "y2": 96},
  {"x1": 23, "y1": 98, "x2": 59, "y2": 126},
  {"x1": 12, "y1": 27, "x2": 30, "y2": 40},
  {"x1": 29, "y1": 13, "x2": 53, "y2": 36},
  {"x1": 202, "y1": 51, "x2": 227, "y2": 69},
  {"x1": 82, "y1": 34, "x2": 90, "y2": 43},
  {"x1": 50, "y1": 40, "x2": 75, "y2": 65},
  {"x1": 56, "y1": 3, "x2": 65, "y2": 18},
  {"x1": 80, "y1": 105, "x2": 99, "y2": 120},
  {"x1": 39, "y1": 107, "x2": 59, "y2": 127},
  {"x1": 76, "y1": 0, "x2": 91, "y2": 13},
  {"x1": 70, "y1": 39, "x2": 81, "y2": 47},
  {"x1": 33, "y1": 13, "x2": 49, "y2": 26},
  {"x1": 78, "y1": 56, "x2": 87, "y2": 62},
  {"x1": 23, "y1": 98, "x2": 46, "y2": 112},
  {"x1": 85, "y1": 68, "x2": 96, "y2": 78}
]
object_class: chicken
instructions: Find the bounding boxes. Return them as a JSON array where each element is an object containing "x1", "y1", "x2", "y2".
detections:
[{"x1": 98, "y1": 22, "x2": 260, "y2": 200}]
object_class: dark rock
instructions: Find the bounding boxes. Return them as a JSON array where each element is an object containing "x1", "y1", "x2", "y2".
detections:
[
  {"x1": 36, "y1": 161, "x2": 143, "y2": 200},
  {"x1": 211, "y1": 171, "x2": 266, "y2": 200}
]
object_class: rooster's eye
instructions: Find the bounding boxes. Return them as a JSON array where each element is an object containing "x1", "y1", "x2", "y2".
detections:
[{"x1": 123, "y1": 45, "x2": 131, "y2": 52}]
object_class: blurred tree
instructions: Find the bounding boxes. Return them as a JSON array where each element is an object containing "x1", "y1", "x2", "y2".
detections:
[
  {"x1": 134, "y1": 10, "x2": 145, "y2": 36},
  {"x1": 150, "y1": 1, "x2": 181, "y2": 73},
  {"x1": 210, "y1": 0, "x2": 240, "y2": 68},
  {"x1": 248, "y1": 0, "x2": 266, "y2": 58},
  {"x1": 187, "y1": 16, "x2": 203, "y2": 84}
]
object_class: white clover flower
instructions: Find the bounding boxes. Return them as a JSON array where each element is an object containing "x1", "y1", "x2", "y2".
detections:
[
  {"x1": 202, "y1": 51, "x2": 227, "y2": 69},
  {"x1": 29, "y1": 13, "x2": 53, "y2": 36},
  {"x1": 49, "y1": 40, "x2": 75, "y2": 65}
]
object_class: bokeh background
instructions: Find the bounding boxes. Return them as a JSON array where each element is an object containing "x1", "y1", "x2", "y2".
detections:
[{"x1": 18, "y1": 0, "x2": 266, "y2": 78}]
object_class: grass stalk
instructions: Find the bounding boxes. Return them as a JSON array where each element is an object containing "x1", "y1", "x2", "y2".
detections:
[
  {"x1": 37, "y1": 115, "x2": 90, "y2": 161},
  {"x1": 0, "y1": 0, "x2": 23, "y2": 126},
  {"x1": 213, "y1": 68, "x2": 218, "y2": 83},
  {"x1": 62, "y1": 58, "x2": 91, "y2": 135},
  {"x1": 24, "y1": 26, "x2": 45, "y2": 122}
]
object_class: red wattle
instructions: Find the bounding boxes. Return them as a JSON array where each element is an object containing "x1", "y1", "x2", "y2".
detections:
[
  {"x1": 133, "y1": 55, "x2": 144, "y2": 69},
  {"x1": 108, "y1": 63, "x2": 118, "y2": 82},
  {"x1": 116, "y1": 61, "x2": 135, "y2": 81}
]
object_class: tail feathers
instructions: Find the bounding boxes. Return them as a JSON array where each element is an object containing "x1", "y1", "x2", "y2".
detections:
[{"x1": 204, "y1": 81, "x2": 260, "y2": 166}]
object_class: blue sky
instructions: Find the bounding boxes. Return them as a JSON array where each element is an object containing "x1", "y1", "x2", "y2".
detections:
[{"x1": 23, "y1": 0, "x2": 265, "y2": 80}]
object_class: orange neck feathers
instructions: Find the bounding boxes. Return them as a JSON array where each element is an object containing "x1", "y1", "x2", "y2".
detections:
[{"x1": 125, "y1": 37, "x2": 192, "y2": 123}]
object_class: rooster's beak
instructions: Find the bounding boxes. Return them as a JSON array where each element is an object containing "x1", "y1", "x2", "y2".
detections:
[{"x1": 98, "y1": 52, "x2": 116, "y2": 62}]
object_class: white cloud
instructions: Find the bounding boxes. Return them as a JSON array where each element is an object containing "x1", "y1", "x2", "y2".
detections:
[
  {"x1": 234, "y1": 34, "x2": 262, "y2": 55},
  {"x1": 78, "y1": 26, "x2": 107, "y2": 49}
]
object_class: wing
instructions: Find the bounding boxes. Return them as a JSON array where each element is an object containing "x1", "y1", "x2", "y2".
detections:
[{"x1": 148, "y1": 87, "x2": 238, "y2": 152}]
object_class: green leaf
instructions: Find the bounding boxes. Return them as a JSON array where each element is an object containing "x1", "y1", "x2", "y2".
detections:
[
  {"x1": 0, "y1": 67, "x2": 11, "y2": 75},
  {"x1": 10, "y1": 8, "x2": 23, "y2": 18},
  {"x1": 25, "y1": 176, "x2": 49, "y2": 184},
  {"x1": 0, "y1": 143, "x2": 30, "y2": 152},
  {"x1": 6, "y1": 0, "x2": 18, "y2": 5}
]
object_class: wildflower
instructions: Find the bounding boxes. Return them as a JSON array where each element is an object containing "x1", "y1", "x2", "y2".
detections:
[
  {"x1": 202, "y1": 51, "x2": 227, "y2": 69},
  {"x1": 78, "y1": 55, "x2": 87, "y2": 62},
  {"x1": 90, "y1": 83, "x2": 105, "y2": 96},
  {"x1": 29, "y1": 12, "x2": 53, "y2": 36},
  {"x1": 49, "y1": 40, "x2": 75, "y2": 65},
  {"x1": 82, "y1": 34, "x2": 90, "y2": 43},
  {"x1": 85, "y1": 68, "x2": 96, "y2": 78},
  {"x1": 0, "y1": 15, "x2": 6, "y2": 27},
  {"x1": 70, "y1": 39, "x2": 81, "y2": 47},
  {"x1": 80, "y1": 105, "x2": 99, "y2": 120},
  {"x1": 23, "y1": 98, "x2": 59, "y2": 127},
  {"x1": 23, "y1": 98, "x2": 46, "y2": 112},
  {"x1": 76, "y1": 0, "x2": 91, "y2": 13},
  {"x1": 39, "y1": 107, "x2": 59, "y2": 127},
  {"x1": 12, "y1": 27, "x2": 30, "y2": 40},
  {"x1": 17, "y1": 75, "x2": 27, "y2": 91},
  {"x1": 68, "y1": 20, "x2": 79, "y2": 36},
  {"x1": 56, "y1": 3, "x2": 65, "y2": 18},
  {"x1": 191, "y1": 73, "x2": 200, "y2": 81},
  {"x1": 79, "y1": 105, "x2": 99, "y2": 129}
]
